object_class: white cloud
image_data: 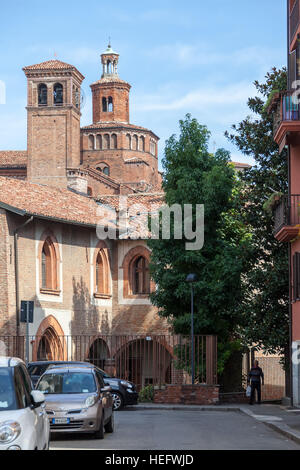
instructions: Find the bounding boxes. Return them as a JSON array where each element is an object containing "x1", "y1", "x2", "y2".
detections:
[
  {"x1": 147, "y1": 43, "x2": 282, "y2": 69},
  {"x1": 0, "y1": 112, "x2": 27, "y2": 149},
  {"x1": 64, "y1": 47, "x2": 99, "y2": 64},
  {"x1": 134, "y1": 81, "x2": 256, "y2": 114}
]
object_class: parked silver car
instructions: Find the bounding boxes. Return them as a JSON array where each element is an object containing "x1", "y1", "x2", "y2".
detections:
[{"x1": 36, "y1": 364, "x2": 114, "y2": 439}]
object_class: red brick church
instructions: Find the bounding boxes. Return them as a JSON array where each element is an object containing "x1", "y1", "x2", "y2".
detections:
[{"x1": 0, "y1": 44, "x2": 223, "y2": 390}]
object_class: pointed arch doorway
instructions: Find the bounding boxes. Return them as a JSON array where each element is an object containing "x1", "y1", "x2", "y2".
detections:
[{"x1": 33, "y1": 315, "x2": 67, "y2": 361}]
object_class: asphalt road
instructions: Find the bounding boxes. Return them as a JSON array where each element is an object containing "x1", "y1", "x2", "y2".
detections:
[{"x1": 49, "y1": 409, "x2": 300, "y2": 450}]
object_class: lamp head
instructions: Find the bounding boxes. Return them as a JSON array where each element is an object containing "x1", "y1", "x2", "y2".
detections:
[{"x1": 186, "y1": 273, "x2": 198, "y2": 283}]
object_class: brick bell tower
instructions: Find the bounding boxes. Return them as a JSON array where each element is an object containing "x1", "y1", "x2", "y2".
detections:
[
  {"x1": 23, "y1": 60, "x2": 85, "y2": 188},
  {"x1": 91, "y1": 43, "x2": 131, "y2": 124}
]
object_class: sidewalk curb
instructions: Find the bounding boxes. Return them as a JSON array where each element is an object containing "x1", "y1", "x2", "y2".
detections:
[
  {"x1": 127, "y1": 405, "x2": 241, "y2": 412},
  {"x1": 263, "y1": 422, "x2": 300, "y2": 445},
  {"x1": 239, "y1": 407, "x2": 300, "y2": 445},
  {"x1": 128, "y1": 404, "x2": 300, "y2": 445}
]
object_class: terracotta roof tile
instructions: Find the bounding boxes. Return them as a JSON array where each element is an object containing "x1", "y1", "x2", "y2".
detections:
[
  {"x1": 97, "y1": 193, "x2": 165, "y2": 239},
  {"x1": 232, "y1": 161, "x2": 252, "y2": 168},
  {"x1": 24, "y1": 60, "x2": 76, "y2": 71},
  {"x1": 81, "y1": 122, "x2": 159, "y2": 139},
  {"x1": 97, "y1": 193, "x2": 165, "y2": 211},
  {"x1": 0, "y1": 177, "x2": 115, "y2": 229},
  {"x1": 23, "y1": 60, "x2": 84, "y2": 80},
  {"x1": 91, "y1": 76, "x2": 130, "y2": 86},
  {"x1": 0, "y1": 151, "x2": 27, "y2": 167}
]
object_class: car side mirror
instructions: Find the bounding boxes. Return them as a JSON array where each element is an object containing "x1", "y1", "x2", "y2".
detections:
[
  {"x1": 31, "y1": 390, "x2": 45, "y2": 408},
  {"x1": 101, "y1": 386, "x2": 112, "y2": 393}
]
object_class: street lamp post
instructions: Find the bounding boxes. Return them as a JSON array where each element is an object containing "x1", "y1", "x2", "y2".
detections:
[{"x1": 186, "y1": 273, "x2": 198, "y2": 385}]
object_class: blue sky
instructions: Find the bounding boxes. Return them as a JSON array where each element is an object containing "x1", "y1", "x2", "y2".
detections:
[{"x1": 0, "y1": 0, "x2": 287, "y2": 168}]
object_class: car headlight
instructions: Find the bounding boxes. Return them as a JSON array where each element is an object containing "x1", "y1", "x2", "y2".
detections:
[
  {"x1": 121, "y1": 380, "x2": 133, "y2": 389},
  {"x1": 0, "y1": 422, "x2": 21, "y2": 444},
  {"x1": 84, "y1": 396, "x2": 97, "y2": 408}
]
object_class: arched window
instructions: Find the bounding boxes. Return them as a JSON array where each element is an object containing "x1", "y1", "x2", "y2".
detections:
[
  {"x1": 96, "y1": 135, "x2": 102, "y2": 150},
  {"x1": 41, "y1": 237, "x2": 58, "y2": 291},
  {"x1": 107, "y1": 60, "x2": 112, "y2": 74},
  {"x1": 133, "y1": 135, "x2": 138, "y2": 151},
  {"x1": 38, "y1": 84, "x2": 48, "y2": 106},
  {"x1": 87, "y1": 187, "x2": 93, "y2": 197},
  {"x1": 126, "y1": 134, "x2": 131, "y2": 150},
  {"x1": 94, "y1": 246, "x2": 110, "y2": 297},
  {"x1": 102, "y1": 97, "x2": 107, "y2": 112},
  {"x1": 108, "y1": 97, "x2": 113, "y2": 112},
  {"x1": 132, "y1": 256, "x2": 150, "y2": 295},
  {"x1": 103, "y1": 134, "x2": 110, "y2": 150},
  {"x1": 140, "y1": 136, "x2": 145, "y2": 152},
  {"x1": 75, "y1": 87, "x2": 80, "y2": 109},
  {"x1": 88, "y1": 135, "x2": 95, "y2": 150},
  {"x1": 96, "y1": 163, "x2": 110, "y2": 176},
  {"x1": 150, "y1": 140, "x2": 156, "y2": 156},
  {"x1": 53, "y1": 83, "x2": 63, "y2": 105},
  {"x1": 111, "y1": 134, "x2": 117, "y2": 149},
  {"x1": 96, "y1": 252, "x2": 104, "y2": 294}
]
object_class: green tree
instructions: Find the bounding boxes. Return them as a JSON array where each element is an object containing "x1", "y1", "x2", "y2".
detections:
[
  {"x1": 225, "y1": 67, "x2": 289, "y2": 371},
  {"x1": 148, "y1": 114, "x2": 250, "y2": 373}
]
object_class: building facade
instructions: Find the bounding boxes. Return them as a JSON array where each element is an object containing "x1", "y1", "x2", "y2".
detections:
[
  {"x1": 269, "y1": 0, "x2": 300, "y2": 406},
  {"x1": 0, "y1": 44, "x2": 175, "y2": 387}
]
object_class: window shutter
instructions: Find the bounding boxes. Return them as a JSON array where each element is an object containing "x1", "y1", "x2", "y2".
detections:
[
  {"x1": 294, "y1": 252, "x2": 300, "y2": 300},
  {"x1": 289, "y1": 50, "x2": 297, "y2": 89}
]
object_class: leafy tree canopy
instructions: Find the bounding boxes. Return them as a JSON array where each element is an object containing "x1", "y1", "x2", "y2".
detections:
[
  {"x1": 225, "y1": 67, "x2": 289, "y2": 357},
  {"x1": 149, "y1": 115, "x2": 250, "y2": 350}
]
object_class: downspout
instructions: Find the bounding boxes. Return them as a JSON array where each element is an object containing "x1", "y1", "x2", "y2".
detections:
[
  {"x1": 14, "y1": 216, "x2": 34, "y2": 338},
  {"x1": 287, "y1": 0, "x2": 293, "y2": 406}
]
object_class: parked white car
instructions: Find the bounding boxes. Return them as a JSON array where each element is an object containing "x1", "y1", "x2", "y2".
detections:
[{"x1": 0, "y1": 357, "x2": 50, "y2": 450}]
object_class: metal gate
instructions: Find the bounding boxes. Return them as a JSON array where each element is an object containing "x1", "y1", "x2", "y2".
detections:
[{"x1": 0, "y1": 334, "x2": 218, "y2": 389}]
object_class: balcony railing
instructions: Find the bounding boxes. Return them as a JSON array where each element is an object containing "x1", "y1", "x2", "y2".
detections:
[
  {"x1": 290, "y1": 0, "x2": 300, "y2": 44},
  {"x1": 274, "y1": 194, "x2": 300, "y2": 234},
  {"x1": 273, "y1": 91, "x2": 300, "y2": 137}
]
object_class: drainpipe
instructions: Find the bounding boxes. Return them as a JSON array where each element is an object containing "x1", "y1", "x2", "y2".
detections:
[
  {"x1": 287, "y1": 0, "x2": 294, "y2": 406},
  {"x1": 288, "y1": 143, "x2": 293, "y2": 406},
  {"x1": 14, "y1": 216, "x2": 34, "y2": 339}
]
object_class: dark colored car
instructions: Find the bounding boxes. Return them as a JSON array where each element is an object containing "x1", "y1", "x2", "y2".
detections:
[{"x1": 28, "y1": 361, "x2": 138, "y2": 411}]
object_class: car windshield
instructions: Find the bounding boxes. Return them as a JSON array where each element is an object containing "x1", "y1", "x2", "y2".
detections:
[
  {"x1": 0, "y1": 368, "x2": 17, "y2": 411},
  {"x1": 37, "y1": 372, "x2": 97, "y2": 394},
  {"x1": 28, "y1": 364, "x2": 49, "y2": 376}
]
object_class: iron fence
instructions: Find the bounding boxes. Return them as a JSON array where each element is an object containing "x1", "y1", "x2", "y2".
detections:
[
  {"x1": 274, "y1": 194, "x2": 300, "y2": 234},
  {"x1": 0, "y1": 334, "x2": 218, "y2": 389},
  {"x1": 273, "y1": 91, "x2": 300, "y2": 137}
]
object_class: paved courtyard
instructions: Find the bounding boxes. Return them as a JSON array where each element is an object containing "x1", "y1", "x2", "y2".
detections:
[{"x1": 50, "y1": 409, "x2": 300, "y2": 450}]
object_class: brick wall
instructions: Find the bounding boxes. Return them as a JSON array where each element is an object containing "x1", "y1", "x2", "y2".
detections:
[
  {"x1": 154, "y1": 385, "x2": 220, "y2": 405},
  {"x1": 0, "y1": 211, "x2": 170, "y2": 338},
  {"x1": 0, "y1": 210, "x2": 10, "y2": 333},
  {"x1": 81, "y1": 131, "x2": 159, "y2": 191},
  {"x1": 91, "y1": 81, "x2": 131, "y2": 124}
]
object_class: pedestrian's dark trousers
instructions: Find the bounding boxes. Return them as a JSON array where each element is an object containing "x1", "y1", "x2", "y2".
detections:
[{"x1": 250, "y1": 381, "x2": 261, "y2": 404}]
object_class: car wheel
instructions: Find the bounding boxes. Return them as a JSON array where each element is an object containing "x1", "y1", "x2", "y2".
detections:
[
  {"x1": 94, "y1": 415, "x2": 105, "y2": 440},
  {"x1": 104, "y1": 411, "x2": 114, "y2": 433},
  {"x1": 112, "y1": 392, "x2": 124, "y2": 411}
]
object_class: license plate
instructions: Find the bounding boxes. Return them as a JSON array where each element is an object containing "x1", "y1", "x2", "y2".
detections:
[{"x1": 52, "y1": 418, "x2": 70, "y2": 425}]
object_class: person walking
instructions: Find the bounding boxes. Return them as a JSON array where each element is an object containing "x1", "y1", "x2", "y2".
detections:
[{"x1": 248, "y1": 360, "x2": 264, "y2": 405}]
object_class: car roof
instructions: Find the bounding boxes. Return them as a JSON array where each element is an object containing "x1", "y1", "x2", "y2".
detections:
[
  {"x1": 0, "y1": 356, "x2": 25, "y2": 367},
  {"x1": 28, "y1": 361, "x2": 89, "y2": 366},
  {"x1": 42, "y1": 365, "x2": 95, "y2": 375}
]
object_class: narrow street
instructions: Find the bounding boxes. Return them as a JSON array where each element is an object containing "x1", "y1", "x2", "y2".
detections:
[{"x1": 50, "y1": 409, "x2": 300, "y2": 450}]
